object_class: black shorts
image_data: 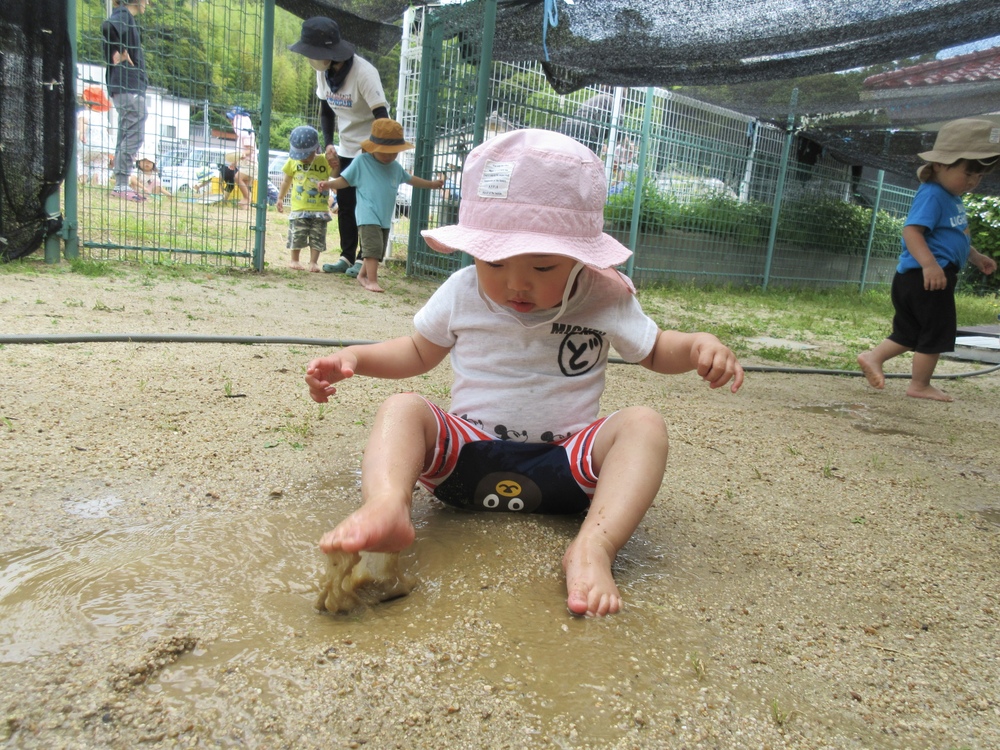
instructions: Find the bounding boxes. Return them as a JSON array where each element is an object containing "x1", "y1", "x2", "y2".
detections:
[
  {"x1": 887, "y1": 264, "x2": 958, "y2": 354},
  {"x1": 220, "y1": 165, "x2": 237, "y2": 191}
]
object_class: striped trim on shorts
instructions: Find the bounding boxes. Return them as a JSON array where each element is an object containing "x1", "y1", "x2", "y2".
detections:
[{"x1": 416, "y1": 396, "x2": 608, "y2": 500}]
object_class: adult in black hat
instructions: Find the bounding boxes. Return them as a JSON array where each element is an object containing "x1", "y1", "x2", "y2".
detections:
[{"x1": 290, "y1": 17, "x2": 390, "y2": 275}]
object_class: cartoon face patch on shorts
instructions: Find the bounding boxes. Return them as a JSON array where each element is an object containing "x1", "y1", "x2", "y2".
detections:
[
  {"x1": 473, "y1": 473, "x2": 542, "y2": 512},
  {"x1": 432, "y1": 441, "x2": 590, "y2": 515}
]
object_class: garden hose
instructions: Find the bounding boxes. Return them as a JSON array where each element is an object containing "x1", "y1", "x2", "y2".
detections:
[{"x1": 2, "y1": 333, "x2": 998, "y2": 380}]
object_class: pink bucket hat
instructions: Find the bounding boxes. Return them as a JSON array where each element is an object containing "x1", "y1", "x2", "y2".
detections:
[{"x1": 421, "y1": 129, "x2": 632, "y2": 271}]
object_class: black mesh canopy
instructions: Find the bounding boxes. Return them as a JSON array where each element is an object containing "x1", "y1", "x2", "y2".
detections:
[{"x1": 281, "y1": 1, "x2": 1000, "y2": 193}]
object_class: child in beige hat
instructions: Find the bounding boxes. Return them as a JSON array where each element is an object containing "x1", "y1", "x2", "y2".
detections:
[
  {"x1": 858, "y1": 118, "x2": 1000, "y2": 401},
  {"x1": 321, "y1": 119, "x2": 443, "y2": 292}
]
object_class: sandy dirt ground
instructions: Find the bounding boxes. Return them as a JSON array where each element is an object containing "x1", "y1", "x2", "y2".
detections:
[{"x1": 1, "y1": 261, "x2": 998, "y2": 749}]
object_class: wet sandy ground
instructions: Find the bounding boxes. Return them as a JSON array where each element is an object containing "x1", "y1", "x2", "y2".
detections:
[{"x1": 1, "y1": 263, "x2": 998, "y2": 748}]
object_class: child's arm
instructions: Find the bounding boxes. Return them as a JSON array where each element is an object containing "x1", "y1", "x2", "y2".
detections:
[
  {"x1": 408, "y1": 176, "x2": 445, "y2": 190},
  {"x1": 968, "y1": 244, "x2": 998, "y2": 276},
  {"x1": 276, "y1": 173, "x2": 293, "y2": 213},
  {"x1": 305, "y1": 333, "x2": 450, "y2": 403},
  {"x1": 902, "y1": 225, "x2": 947, "y2": 290},
  {"x1": 640, "y1": 330, "x2": 744, "y2": 393},
  {"x1": 318, "y1": 176, "x2": 350, "y2": 192}
]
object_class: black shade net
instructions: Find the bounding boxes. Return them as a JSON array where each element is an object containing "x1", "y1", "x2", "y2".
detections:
[
  {"x1": 288, "y1": 0, "x2": 1000, "y2": 194},
  {"x1": 0, "y1": 0, "x2": 76, "y2": 261}
]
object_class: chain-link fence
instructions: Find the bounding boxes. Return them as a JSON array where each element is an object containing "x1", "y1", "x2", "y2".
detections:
[{"x1": 397, "y1": 2, "x2": 915, "y2": 290}]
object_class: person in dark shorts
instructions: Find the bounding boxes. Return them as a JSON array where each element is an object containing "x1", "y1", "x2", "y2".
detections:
[
  {"x1": 304, "y1": 130, "x2": 744, "y2": 617},
  {"x1": 857, "y1": 118, "x2": 999, "y2": 402}
]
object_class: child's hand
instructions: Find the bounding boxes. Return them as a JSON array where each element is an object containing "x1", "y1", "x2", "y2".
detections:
[
  {"x1": 431, "y1": 179, "x2": 445, "y2": 189},
  {"x1": 691, "y1": 335, "x2": 744, "y2": 393},
  {"x1": 974, "y1": 253, "x2": 998, "y2": 276},
  {"x1": 276, "y1": 199, "x2": 284, "y2": 214},
  {"x1": 304, "y1": 355, "x2": 356, "y2": 403},
  {"x1": 922, "y1": 264, "x2": 947, "y2": 291}
]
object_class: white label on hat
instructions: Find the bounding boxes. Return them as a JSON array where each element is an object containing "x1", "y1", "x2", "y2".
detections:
[
  {"x1": 478, "y1": 160, "x2": 515, "y2": 199},
  {"x1": 990, "y1": 128, "x2": 1000, "y2": 144}
]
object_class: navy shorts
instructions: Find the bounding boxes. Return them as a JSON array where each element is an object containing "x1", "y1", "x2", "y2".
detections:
[{"x1": 416, "y1": 398, "x2": 609, "y2": 515}]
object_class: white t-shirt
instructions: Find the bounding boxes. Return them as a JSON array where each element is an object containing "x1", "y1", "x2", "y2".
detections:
[
  {"x1": 231, "y1": 113, "x2": 256, "y2": 152},
  {"x1": 414, "y1": 265, "x2": 659, "y2": 442},
  {"x1": 315, "y1": 55, "x2": 388, "y2": 158}
]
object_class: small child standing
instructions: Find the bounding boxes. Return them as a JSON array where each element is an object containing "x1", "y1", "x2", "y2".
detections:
[
  {"x1": 305, "y1": 129, "x2": 744, "y2": 617},
  {"x1": 277, "y1": 126, "x2": 333, "y2": 273},
  {"x1": 858, "y1": 118, "x2": 999, "y2": 401},
  {"x1": 320, "y1": 119, "x2": 443, "y2": 292}
]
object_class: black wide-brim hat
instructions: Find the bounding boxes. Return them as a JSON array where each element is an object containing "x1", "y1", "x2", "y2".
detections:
[{"x1": 288, "y1": 17, "x2": 355, "y2": 61}]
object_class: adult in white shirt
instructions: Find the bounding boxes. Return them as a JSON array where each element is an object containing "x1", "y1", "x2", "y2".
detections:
[{"x1": 290, "y1": 17, "x2": 389, "y2": 274}]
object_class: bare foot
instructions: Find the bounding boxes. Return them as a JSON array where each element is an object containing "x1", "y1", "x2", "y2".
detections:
[
  {"x1": 360, "y1": 276, "x2": 385, "y2": 293},
  {"x1": 308, "y1": 263, "x2": 321, "y2": 273},
  {"x1": 906, "y1": 384, "x2": 954, "y2": 402},
  {"x1": 562, "y1": 536, "x2": 621, "y2": 617},
  {"x1": 319, "y1": 501, "x2": 415, "y2": 555},
  {"x1": 289, "y1": 261, "x2": 305, "y2": 271},
  {"x1": 857, "y1": 352, "x2": 885, "y2": 390},
  {"x1": 238, "y1": 201, "x2": 250, "y2": 208}
]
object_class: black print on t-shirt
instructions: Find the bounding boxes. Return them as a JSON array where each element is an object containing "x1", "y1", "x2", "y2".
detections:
[{"x1": 552, "y1": 324, "x2": 607, "y2": 377}]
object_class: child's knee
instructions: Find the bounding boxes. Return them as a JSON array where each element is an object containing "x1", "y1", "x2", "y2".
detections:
[{"x1": 618, "y1": 405, "x2": 667, "y2": 435}]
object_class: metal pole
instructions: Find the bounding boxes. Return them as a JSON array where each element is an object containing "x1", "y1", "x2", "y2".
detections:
[
  {"x1": 406, "y1": 7, "x2": 443, "y2": 276},
  {"x1": 762, "y1": 88, "x2": 797, "y2": 290},
  {"x1": 472, "y1": 0, "x2": 498, "y2": 149},
  {"x1": 60, "y1": 0, "x2": 81, "y2": 261},
  {"x1": 252, "y1": 0, "x2": 276, "y2": 271},
  {"x1": 859, "y1": 169, "x2": 885, "y2": 294},
  {"x1": 624, "y1": 87, "x2": 655, "y2": 280}
]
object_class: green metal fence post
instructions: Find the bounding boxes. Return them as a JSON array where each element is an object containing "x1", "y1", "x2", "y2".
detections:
[
  {"x1": 624, "y1": 87, "x2": 655, "y2": 280},
  {"x1": 762, "y1": 88, "x2": 798, "y2": 290},
  {"x1": 472, "y1": 0, "x2": 498, "y2": 149},
  {"x1": 252, "y1": 0, "x2": 275, "y2": 271},
  {"x1": 58, "y1": 0, "x2": 80, "y2": 263},
  {"x1": 406, "y1": 9, "x2": 444, "y2": 276},
  {"x1": 858, "y1": 169, "x2": 885, "y2": 294}
]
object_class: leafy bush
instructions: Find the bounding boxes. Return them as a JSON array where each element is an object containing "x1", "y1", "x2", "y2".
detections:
[
  {"x1": 777, "y1": 198, "x2": 903, "y2": 257},
  {"x1": 960, "y1": 194, "x2": 1000, "y2": 294},
  {"x1": 604, "y1": 179, "x2": 903, "y2": 256}
]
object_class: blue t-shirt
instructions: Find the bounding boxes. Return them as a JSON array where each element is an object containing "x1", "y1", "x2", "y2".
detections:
[
  {"x1": 340, "y1": 154, "x2": 411, "y2": 229},
  {"x1": 897, "y1": 181, "x2": 970, "y2": 273}
]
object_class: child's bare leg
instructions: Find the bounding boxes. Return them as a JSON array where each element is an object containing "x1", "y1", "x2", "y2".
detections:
[
  {"x1": 359, "y1": 258, "x2": 384, "y2": 293},
  {"x1": 907, "y1": 352, "x2": 952, "y2": 401},
  {"x1": 857, "y1": 339, "x2": 908, "y2": 390},
  {"x1": 308, "y1": 248, "x2": 321, "y2": 273},
  {"x1": 289, "y1": 248, "x2": 304, "y2": 271},
  {"x1": 319, "y1": 393, "x2": 437, "y2": 554},
  {"x1": 564, "y1": 406, "x2": 668, "y2": 617}
]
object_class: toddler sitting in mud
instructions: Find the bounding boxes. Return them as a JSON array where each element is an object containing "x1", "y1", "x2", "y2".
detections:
[{"x1": 305, "y1": 129, "x2": 744, "y2": 617}]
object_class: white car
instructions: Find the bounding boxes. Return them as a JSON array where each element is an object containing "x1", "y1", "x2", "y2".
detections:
[{"x1": 159, "y1": 148, "x2": 229, "y2": 196}]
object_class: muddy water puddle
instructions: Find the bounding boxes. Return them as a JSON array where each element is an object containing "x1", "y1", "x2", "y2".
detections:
[{"x1": 1, "y1": 476, "x2": 715, "y2": 739}]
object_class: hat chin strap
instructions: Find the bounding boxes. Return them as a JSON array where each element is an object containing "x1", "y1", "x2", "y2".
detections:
[{"x1": 477, "y1": 262, "x2": 584, "y2": 330}]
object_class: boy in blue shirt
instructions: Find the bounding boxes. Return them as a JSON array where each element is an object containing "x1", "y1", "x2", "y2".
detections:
[
  {"x1": 321, "y1": 120, "x2": 443, "y2": 292},
  {"x1": 858, "y1": 118, "x2": 999, "y2": 401}
]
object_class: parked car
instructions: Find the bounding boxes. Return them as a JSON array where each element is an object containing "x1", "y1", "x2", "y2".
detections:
[
  {"x1": 653, "y1": 172, "x2": 738, "y2": 203},
  {"x1": 266, "y1": 150, "x2": 289, "y2": 206},
  {"x1": 159, "y1": 148, "x2": 229, "y2": 196}
]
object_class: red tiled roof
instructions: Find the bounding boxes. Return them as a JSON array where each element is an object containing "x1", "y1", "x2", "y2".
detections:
[{"x1": 864, "y1": 46, "x2": 1000, "y2": 90}]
